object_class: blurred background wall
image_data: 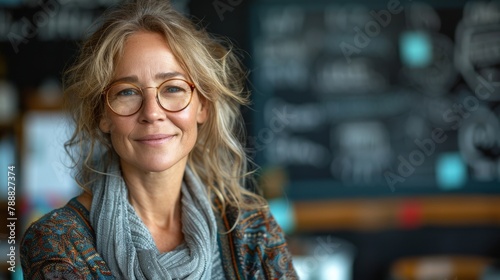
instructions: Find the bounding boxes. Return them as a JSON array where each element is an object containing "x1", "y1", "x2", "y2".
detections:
[{"x1": 0, "y1": 0, "x2": 500, "y2": 279}]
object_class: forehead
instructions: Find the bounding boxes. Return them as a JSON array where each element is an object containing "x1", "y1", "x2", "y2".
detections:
[{"x1": 113, "y1": 31, "x2": 185, "y2": 80}]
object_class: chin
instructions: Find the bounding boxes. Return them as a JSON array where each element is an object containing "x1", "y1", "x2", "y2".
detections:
[
  {"x1": 139, "y1": 158, "x2": 187, "y2": 173},
  {"x1": 139, "y1": 163, "x2": 174, "y2": 173}
]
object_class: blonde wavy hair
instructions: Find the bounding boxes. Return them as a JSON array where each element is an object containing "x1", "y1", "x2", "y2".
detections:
[{"x1": 64, "y1": 0, "x2": 266, "y2": 218}]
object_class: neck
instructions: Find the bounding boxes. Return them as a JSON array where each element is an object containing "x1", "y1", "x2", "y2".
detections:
[
  {"x1": 120, "y1": 159, "x2": 187, "y2": 252},
  {"x1": 121, "y1": 160, "x2": 185, "y2": 228}
]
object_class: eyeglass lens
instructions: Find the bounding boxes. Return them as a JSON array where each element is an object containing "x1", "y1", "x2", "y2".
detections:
[{"x1": 106, "y1": 79, "x2": 193, "y2": 116}]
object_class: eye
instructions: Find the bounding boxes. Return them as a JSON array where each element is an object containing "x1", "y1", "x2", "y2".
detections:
[
  {"x1": 161, "y1": 86, "x2": 186, "y2": 94},
  {"x1": 117, "y1": 88, "x2": 140, "y2": 96},
  {"x1": 159, "y1": 79, "x2": 192, "y2": 96},
  {"x1": 108, "y1": 85, "x2": 141, "y2": 101}
]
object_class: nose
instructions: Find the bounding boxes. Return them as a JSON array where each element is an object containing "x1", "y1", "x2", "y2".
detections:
[{"x1": 138, "y1": 87, "x2": 166, "y2": 123}]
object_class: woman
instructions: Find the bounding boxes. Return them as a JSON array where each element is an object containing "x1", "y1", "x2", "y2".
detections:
[{"x1": 20, "y1": 0, "x2": 298, "y2": 279}]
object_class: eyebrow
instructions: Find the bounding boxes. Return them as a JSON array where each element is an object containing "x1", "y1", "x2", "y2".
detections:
[{"x1": 110, "y1": 71, "x2": 186, "y2": 84}]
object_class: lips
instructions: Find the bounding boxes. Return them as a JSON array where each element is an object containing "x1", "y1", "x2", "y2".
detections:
[{"x1": 135, "y1": 134, "x2": 174, "y2": 145}]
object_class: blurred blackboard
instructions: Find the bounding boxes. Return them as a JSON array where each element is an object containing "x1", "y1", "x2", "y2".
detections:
[{"x1": 249, "y1": 0, "x2": 500, "y2": 199}]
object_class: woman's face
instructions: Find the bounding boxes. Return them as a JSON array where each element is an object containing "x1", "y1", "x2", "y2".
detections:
[{"x1": 100, "y1": 31, "x2": 207, "y2": 175}]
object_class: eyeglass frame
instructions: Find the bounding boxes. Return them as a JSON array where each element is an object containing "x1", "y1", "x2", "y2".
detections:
[{"x1": 102, "y1": 78, "x2": 196, "y2": 116}]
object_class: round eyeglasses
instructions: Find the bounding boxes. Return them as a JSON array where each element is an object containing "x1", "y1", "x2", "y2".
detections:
[{"x1": 103, "y1": 78, "x2": 195, "y2": 116}]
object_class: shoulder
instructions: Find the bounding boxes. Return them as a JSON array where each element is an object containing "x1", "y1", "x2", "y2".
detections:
[
  {"x1": 236, "y1": 206, "x2": 287, "y2": 247},
  {"x1": 217, "y1": 197, "x2": 288, "y2": 248},
  {"x1": 221, "y1": 203, "x2": 298, "y2": 279},
  {"x1": 21, "y1": 198, "x2": 113, "y2": 279},
  {"x1": 21, "y1": 198, "x2": 94, "y2": 248}
]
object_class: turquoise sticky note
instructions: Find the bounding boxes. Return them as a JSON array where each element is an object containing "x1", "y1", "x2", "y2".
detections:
[
  {"x1": 436, "y1": 153, "x2": 467, "y2": 190},
  {"x1": 268, "y1": 198, "x2": 295, "y2": 233},
  {"x1": 399, "y1": 32, "x2": 432, "y2": 68}
]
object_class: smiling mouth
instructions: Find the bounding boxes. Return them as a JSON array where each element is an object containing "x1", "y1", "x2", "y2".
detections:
[{"x1": 136, "y1": 134, "x2": 174, "y2": 145}]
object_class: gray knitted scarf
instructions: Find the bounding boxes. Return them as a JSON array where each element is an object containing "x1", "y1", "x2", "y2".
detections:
[{"x1": 88, "y1": 161, "x2": 218, "y2": 279}]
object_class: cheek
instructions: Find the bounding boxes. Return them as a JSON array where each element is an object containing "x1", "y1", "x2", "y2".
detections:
[
  {"x1": 107, "y1": 117, "x2": 136, "y2": 144},
  {"x1": 171, "y1": 107, "x2": 201, "y2": 133},
  {"x1": 101, "y1": 108, "x2": 122, "y2": 133},
  {"x1": 109, "y1": 126, "x2": 127, "y2": 148}
]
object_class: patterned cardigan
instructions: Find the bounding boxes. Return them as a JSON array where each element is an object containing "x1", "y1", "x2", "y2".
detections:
[{"x1": 21, "y1": 197, "x2": 298, "y2": 279}]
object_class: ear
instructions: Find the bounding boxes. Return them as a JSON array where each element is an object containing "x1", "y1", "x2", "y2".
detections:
[
  {"x1": 196, "y1": 94, "x2": 208, "y2": 124},
  {"x1": 99, "y1": 113, "x2": 112, "y2": 134}
]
